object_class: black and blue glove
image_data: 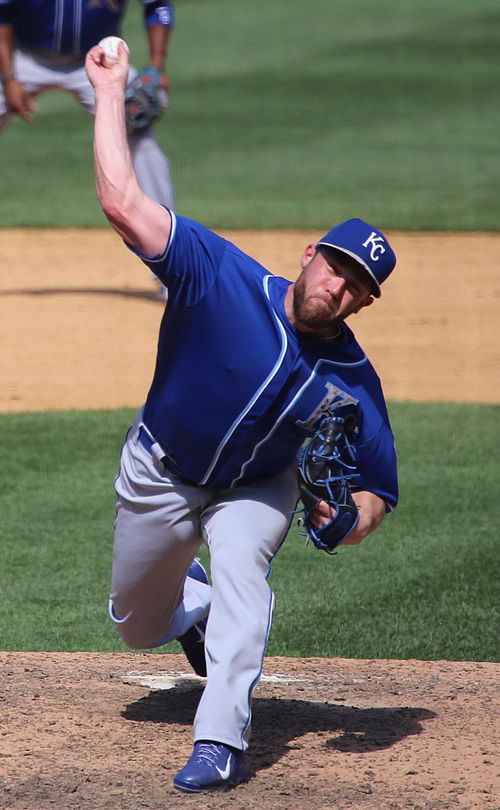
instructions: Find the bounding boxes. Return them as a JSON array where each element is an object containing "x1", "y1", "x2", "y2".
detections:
[{"x1": 297, "y1": 414, "x2": 360, "y2": 554}]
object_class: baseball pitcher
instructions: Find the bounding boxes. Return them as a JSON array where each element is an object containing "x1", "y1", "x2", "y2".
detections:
[{"x1": 86, "y1": 41, "x2": 399, "y2": 794}]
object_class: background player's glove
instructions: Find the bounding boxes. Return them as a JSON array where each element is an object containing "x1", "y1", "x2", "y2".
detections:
[
  {"x1": 297, "y1": 414, "x2": 360, "y2": 554},
  {"x1": 125, "y1": 67, "x2": 169, "y2": 134}
]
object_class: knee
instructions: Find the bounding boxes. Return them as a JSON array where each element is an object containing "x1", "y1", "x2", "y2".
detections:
[{"x1": 108, "y1": 598, "x2": 163, "y2": 650}]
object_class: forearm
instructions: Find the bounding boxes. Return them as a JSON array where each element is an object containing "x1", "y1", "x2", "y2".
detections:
[
  {"x1": 0, "y1": 24, "x2": 15, "y2": 80},
  {"x1": 0, "y1": 23, "x2": 36, "y2": 120},
  {"x1": 341, "y1": 491, "x2": 386, "y2": 545},
  {"x1": 93, "y1": 84, "x2": 171, "y2": 254},
  {"x1": 87, "y1": 43, "x2": 172, "y2": 255},
  {"x1": 94, "y1": 86, "x2": 137, "y2": 234}
]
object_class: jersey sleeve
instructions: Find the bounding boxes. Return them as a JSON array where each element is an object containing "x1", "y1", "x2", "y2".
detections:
[
  {"x1": 352, "y1": 422, "x2": 399, "y2": 510},
  {"x1": 141, "y1": 0, "x2": 175, "y2": 27},
  {"x1": 132, "y1": 213, "x2": 228, "y2": 307}
]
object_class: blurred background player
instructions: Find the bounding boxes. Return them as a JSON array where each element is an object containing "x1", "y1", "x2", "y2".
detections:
[{"x1": 0, "y1": 0, "x2": 175, "y2": 211}]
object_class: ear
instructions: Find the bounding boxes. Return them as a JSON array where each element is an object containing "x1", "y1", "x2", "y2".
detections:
[
  {"x1": 300, "y1": 243, "x2": 316, "y2": 269},
  {"x1": 353, "y1": 296, "x2": 374, "y2": 314}
]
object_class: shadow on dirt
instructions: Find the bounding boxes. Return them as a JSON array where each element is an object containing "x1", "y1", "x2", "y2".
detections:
[
  {"x1": 122, "y1": 686, "x2": 437, "y2": 776},
  {"x1": 0, "y1": 287, "x2": 163, "y2": 302}
]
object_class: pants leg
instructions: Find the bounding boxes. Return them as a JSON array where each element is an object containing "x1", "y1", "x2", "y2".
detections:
[
  {"x1": 110, "y1": 420, "x2": 213, "y2": 649},
  {"x1": 193, "y1": 465, "x2": 299, "y2": 750}
]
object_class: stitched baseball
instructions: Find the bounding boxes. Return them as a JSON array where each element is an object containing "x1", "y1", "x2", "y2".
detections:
[{"x1": 98, "y1": 36, "x2": 129, "y2": 67}]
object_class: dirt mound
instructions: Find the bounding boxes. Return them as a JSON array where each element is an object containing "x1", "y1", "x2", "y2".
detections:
[{"x1": 1, "y1": 652, "x2": 498, "y2": 809}]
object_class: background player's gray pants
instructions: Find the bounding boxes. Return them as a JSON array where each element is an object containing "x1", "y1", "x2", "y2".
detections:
[
  {"x1": 110, "y1": 416, "x2": 299, "y2": 750},
  {"x1": 0, "y1": 49, "x2": 174, "y2": 209}
]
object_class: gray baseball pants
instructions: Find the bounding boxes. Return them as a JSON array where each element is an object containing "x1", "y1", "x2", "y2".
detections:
[{"x1": 110, "y1": 415, "x2": 299, "y2": 750}]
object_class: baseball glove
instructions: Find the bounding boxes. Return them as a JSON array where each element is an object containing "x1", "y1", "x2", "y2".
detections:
[
  {"x1": 125, "y1": 67, "x2": 169, "y2": 134},
  {"x1": 297, "y1": 414, "x2": 360, "y2": 554}
]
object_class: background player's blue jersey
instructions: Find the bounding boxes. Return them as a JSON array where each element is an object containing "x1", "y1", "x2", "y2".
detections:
[
  {"x1": 0, "y1": 0, "x2": 174, "y2": 57},
  {"x1": 134, "y1": 213, "x2": 398, "y2": 507}
]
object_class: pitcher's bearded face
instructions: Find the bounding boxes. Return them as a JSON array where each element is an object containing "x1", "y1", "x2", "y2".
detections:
[
  {"x1": 292, "y1": 277, "x2": 341, "y2": 331},
  {"x1": 287, "y1": 247, "x2": 374, "y2": 337}
]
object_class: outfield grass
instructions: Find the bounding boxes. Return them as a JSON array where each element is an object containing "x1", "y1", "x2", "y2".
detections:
[
  {"x1": 0, "y1": 0, "x2": 498, "y2": 229},
  {"x1": 1, "y1": 404, "x2": 498, "y2": 661}
]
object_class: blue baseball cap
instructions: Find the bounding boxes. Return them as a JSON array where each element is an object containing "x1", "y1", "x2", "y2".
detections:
[{"x1": 317, "y1": 218, "x2": 396, "y2": 298}]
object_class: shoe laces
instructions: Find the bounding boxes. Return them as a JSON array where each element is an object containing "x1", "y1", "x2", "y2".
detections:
[{"x1": 193, "y1": 743, "x2": 228, "y2": 766}]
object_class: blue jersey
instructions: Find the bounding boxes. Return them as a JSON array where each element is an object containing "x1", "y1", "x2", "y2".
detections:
[
  {"x1": 135, "y1": 214, "x2": 398, "y2": 507},
  {"x1": 0, "y1": 0, "x2": 174, "y2": 57}
]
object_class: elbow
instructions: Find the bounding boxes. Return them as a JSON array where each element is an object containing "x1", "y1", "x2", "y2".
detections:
[
  {"x1": 97, "y1": 184, "x2": 134, "y2": 237},
  {"x1": 102, "y1": 199, "x2": 125, "y2": 231},
  {"x1": 357, "y1": 513, "x2": 383, "y2": 541},
  {"x1": 98, "y1": 184, "x2": 123, "y2": 223}
]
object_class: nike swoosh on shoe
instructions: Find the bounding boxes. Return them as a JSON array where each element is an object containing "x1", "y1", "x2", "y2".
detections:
[{"x1": 215, "y1": 754, "x2": 232, "y2": 780}]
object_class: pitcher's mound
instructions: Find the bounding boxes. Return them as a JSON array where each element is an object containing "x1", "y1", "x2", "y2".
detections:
[{"x1": 1, "y1": 651, "x2": 497, "y2": 809}]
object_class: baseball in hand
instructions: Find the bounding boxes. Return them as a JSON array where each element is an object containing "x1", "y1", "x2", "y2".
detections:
[{"x1": 98, "y1": 36, "x2": 129, "y2": 67}]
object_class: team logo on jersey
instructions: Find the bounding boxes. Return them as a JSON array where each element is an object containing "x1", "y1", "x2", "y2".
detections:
[
  {"x1": 297, "y1": 382, "x2": 359, "y2": 431},
  {"x1": 362, "y1": 232, "x2": 386, "y2": 262}
]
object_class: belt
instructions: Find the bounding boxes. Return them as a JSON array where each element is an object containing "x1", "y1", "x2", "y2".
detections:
[
  {"x1": 21, "y1": 46, "x2": 85, "y2": 69},
  {"x1": 137, "y1": 424, "x2": 196, "y2": 486}
]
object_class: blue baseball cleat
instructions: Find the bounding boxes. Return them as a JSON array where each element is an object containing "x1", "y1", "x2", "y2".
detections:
[
  {"x1": 173, "y1": 741, "x2": 245, "y2": 792},
  {"x1": 178, "y1": 558, "x2": 209, "y2": 677}
]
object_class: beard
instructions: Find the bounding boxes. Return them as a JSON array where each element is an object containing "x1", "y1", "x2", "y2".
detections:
[{"x1": 292, "y1": 280, "x2": 340, "y2": 334}]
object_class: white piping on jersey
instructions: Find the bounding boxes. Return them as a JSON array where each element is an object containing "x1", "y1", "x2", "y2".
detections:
[
  {"x1": 53, "y1": 0, "x2": 64, "y2": 52},
  {"x1": 200, "y1": 274, "x2": 288, "y2": 486},
  {"x1": 142, "y1": 209, "x2": 177, "y2": 263},
  {"x1": 231, "y1": 354, "x2": 367, "y2": 487},
  {"x1": 73, "y1": 0, "x2": 83, "y2": 55},
  {"x1": 165, "y1": 210, "x2": 177, "y2": 254}
]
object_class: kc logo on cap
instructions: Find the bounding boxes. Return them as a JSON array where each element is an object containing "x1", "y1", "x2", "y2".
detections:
[
  {"x1": 317, "y1": 218, "x2": 396, "y2": 298},
  {"x1": 362, "y1": 232, "x2": 386, "y2": 262}
]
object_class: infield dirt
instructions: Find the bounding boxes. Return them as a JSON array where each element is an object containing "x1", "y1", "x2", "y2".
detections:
[
  {"x1": 1, "y1": 229, "x2": 499, "y2": 410},
  {"x1": 0, "y1": 230, "x2": 498, "y2": 809}
]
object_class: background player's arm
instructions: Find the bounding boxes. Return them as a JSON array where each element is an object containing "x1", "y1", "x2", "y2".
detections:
[
  {"x1": 0, "y1": 23, "x2": 36, "y2": 121},
  {"x1": 86, "y1": 43, "x2": 171, "y2": 256},
  {"x1": 312, "y1": 490, "x2": 386, "y2": 545}
]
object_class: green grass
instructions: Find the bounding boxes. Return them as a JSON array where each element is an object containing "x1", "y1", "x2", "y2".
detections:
[
  {"x1": 0, "y1": 0, "x2": 499, "y2": 228},
  {"x1": 1, "y1": 403, "x2": 498, "y2": 661},
  {"x1": 270, "y1": 403, "x2": 500, "y2": 661}
]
